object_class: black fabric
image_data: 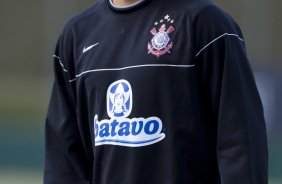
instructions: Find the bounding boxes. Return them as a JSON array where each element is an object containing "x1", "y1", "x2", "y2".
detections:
[{"x1": 44, "y1": 0, "x2": 268, "y2": 183}]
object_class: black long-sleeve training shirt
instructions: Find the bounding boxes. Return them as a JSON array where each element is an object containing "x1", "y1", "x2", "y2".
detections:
[{"x1": 44, "y1": 0, "x2": 268, "y2": 183}]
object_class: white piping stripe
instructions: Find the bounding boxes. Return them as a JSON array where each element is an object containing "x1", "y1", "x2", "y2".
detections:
[
  {"x1": 195, "y1": 33, "x2": 244, "y2": 57},
  {"x1": 53, "y1": 55, "x2": 68, "y2": 72},
  {"x1": 69, "y1": 78, "x2": 77, "y2": 83},
  {"x1": 68, "y1": 64, "x2": 195, "y2": 83}
]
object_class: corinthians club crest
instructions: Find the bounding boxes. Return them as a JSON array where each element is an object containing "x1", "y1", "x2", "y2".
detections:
[{"x1": 148, "y1": 14, "x2": 175, "y2": 58}]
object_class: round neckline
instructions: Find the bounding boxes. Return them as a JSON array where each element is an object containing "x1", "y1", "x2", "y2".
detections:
[
  {"x1": 107, "y1": 0, "x2": 153, "y2": 13},
  {"x1": 109, "y1": 0, "x2": 146, "y2": 10}
]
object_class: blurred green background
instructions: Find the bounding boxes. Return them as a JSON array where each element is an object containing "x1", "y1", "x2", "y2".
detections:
[{"x1": 0, "y1": 0, "x2": 281, "y2": 183}]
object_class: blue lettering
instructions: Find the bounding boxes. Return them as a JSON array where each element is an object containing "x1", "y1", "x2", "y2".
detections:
[
  {"x1": 95, "y1": 116, "x2": 163, "y2": 141},
  {"x1": 99, "y1": 123, "x2": 110, "y2": 137},
  {"x1": 118, "y1": 122, "x2": 130, "y2": 136},
  {"x1": 111, "y1": 120, "x2": 118, "y2": 136},
  {"x1": 131, "y1": 121, "x2": 143, "y2": 136},
  {"x1": 144, "y1": 120, "x2": 159, "y2": 135},
  {"x1": 95, "y1": 121, "x2": 99, "y2": 138}
]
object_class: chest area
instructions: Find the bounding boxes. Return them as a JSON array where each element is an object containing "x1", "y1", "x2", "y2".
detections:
[{"x1": 74, "y1": 13, "x2": 194, "y2": 74}]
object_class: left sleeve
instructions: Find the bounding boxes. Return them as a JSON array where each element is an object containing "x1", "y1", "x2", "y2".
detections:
[
  {"x1": 44, "y1": 27, "x2": 92, "y2": 184},
  {"x1": 194, "y1": 5, "x2": 268, "y2": 184}
]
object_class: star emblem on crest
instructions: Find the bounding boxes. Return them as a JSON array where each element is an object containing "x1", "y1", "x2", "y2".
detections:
[{"x1": 147, "y1": 14, "x2": 175, "y2": 58}]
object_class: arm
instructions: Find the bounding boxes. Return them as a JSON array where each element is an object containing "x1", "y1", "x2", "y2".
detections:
[
  {"x1": 194, "y1": 5, "x2": 268, "y2": 184},
  {"x1": 44, "y1": 32, "x2": 92, "y2": 184}
]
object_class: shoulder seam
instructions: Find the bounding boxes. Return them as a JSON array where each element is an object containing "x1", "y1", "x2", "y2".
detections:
[{"x1": 195, "y1": 33, "x2": 244, "y2": 57}]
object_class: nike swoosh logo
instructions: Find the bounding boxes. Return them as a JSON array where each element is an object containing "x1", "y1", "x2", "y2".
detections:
[{"x1": 82, "y1": 43, "x2": 99, "y2": 54}]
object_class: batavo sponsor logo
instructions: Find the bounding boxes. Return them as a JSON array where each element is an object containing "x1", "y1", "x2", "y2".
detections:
[{"x1": 94, "y1": 79, "x2": 165, "y2": 147}]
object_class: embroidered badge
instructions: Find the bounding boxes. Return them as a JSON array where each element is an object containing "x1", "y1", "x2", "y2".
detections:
[{"x1": 148, "y1": 14, "x2": 175, "y2": 58}]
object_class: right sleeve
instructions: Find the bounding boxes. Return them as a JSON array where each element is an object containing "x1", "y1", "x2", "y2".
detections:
[
  {"x1": 44, "y1": 33, "x2": 92, "y2": 184},
  {"x1": 193, "y1": 5, "x2": 268, "y2": 184}
]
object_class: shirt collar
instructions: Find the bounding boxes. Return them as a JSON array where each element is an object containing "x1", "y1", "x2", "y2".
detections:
[{"x1": 108, "y1": 0, "x2": 151, "y2": 12}]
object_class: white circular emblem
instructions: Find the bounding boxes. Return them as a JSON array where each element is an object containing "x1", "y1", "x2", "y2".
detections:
[{"x1": 151, "y1": 31, "x2": 170, "y2": 50}]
